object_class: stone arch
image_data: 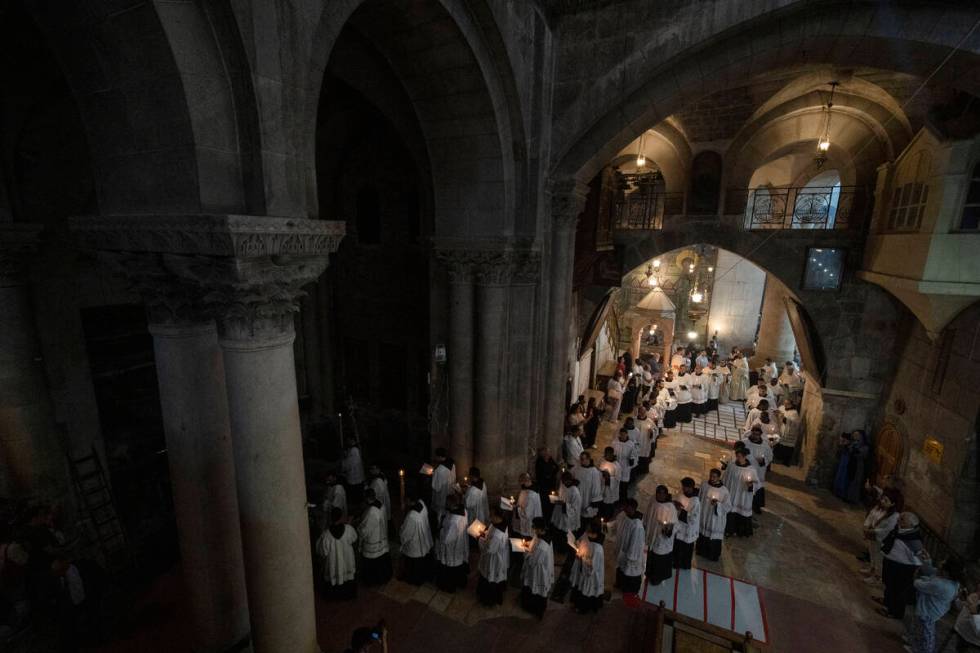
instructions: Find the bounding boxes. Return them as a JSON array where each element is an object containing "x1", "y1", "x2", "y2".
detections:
[
  {"x1": 308, "y1": 0, "x2": 526, "y2": 237},
  {"x1": 24, "y1": 1, "x2": 254, "y2": 215},
  {"x1": 551, "y1": 2, "x2": 980, "y2": 183}
]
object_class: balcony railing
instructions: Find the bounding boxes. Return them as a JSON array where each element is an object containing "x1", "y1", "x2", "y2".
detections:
[
  {"x1": 614, "y1": 185, "x2": 870, "y2": 231},
  {"x1": 614, "y1": 192, "x2": 685, "y2": 230}
]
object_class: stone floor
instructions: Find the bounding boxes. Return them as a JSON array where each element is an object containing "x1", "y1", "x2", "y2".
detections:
[
  {"x1": 676, "y1": 401, "x2": 748, "y2": 443},
  {"x1": 91, "y1": 411, "x2": 917, "y2": 653}
]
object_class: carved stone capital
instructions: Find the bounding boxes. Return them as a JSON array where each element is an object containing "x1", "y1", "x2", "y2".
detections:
[
  {"x1": 436, "y1": 241, "x2": 540, "y2": 287},
  {"x1": 72, "y1": 215, "x2": 345, "y2": 340},
  {"x1": 545, "y1": 177, "x2": 590, "y2": 230},
  {"x1": 0, "y1": 223, "x2": 42, "y2": 287}
]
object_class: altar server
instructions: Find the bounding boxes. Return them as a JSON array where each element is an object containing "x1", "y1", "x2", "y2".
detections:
[
  {"x1": 612, "y1": 429, "x2": 638, "y2": 502},
  {"x1": 430, "y1": 448, "x2": 456, "y2": 523},
  {"x1": 399, "y1": 497, "x2": 433, "y2": 585},
  {"x1": 725, "y1": 450, "x2": 759, "y2": 537},
  {"x1": 572, "y1": 452, "x2": 603, "y2": 520},
  {"x1": 563, "y1": 428, "x2": 585, "y2": 467},
  {"x1": 569, "y1": 520, "x2": 605, "y2": 614},
  {"x1": 323, "y1": 472, "x2": 347, "y2": 519},
  {"x1": 696, "y1": 469, "x2": 732, "y2": 561},
  {"x1": 476, "y1": 508, "x2": 510, "y2": 606},
  {"x1": 520, "y1": 517, "x2": 554, "y2": 619},
  {"x1": 614, "y1": 499, "x2": 646, "y2": 594},
  {"x1": 673, "y1": 478, "x2": 701, "y2": 569},
  {"x1": 316, "y1": 507, "x2": 358, "y2": 600},
  {"x1": 435, "y1": 497, "x2": 469, "y2": 592},
  {"x1": 366, "y1": 464, "x2": 391, "y2": 521},
  {"x1": 513, "y1": 473, "x2": 543, "y2": 538},
  {"x1": 690, "y1": 369, "x2": 708, "y2": 416},
  {"x1": 463, "y1": 467, "x2": 490, "y2": 528},
  {"x1": 741, "y1": 426, "x2": 774, "y2": 513},
  {"x1": 644, "y1": 485, "x2": 678, "y2": 586},
  {"x1": 342, "y1": 438, "x2": 366, "y2": 504},
  {"x1": 550, "y1": 471, "x2": 582, "y2": 535},
  {"x1": 357, "y1": 488, "x2": 391, "y2": 585},
  {"x1": 728, "y1": 352, "x2": 750, "y2": 401},
  {"x1": 598, "y1": 448, "x2": 620, "y2": 519}
]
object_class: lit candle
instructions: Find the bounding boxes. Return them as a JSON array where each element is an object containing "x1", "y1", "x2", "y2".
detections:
[
  {"x1": 398, "y1": 469, "x2": 406, "y2": 513},
  {"x1": 338, "y1": 412, "x2": 344, "y2": 450}
]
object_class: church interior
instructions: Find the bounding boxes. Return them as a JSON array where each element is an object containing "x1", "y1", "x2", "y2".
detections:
[{"x1": 1, "y1": 1, "x2": 979, "y2": 652}]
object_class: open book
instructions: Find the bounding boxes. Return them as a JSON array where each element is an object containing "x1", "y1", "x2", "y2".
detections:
[
  {"x1": 419, "y1": 463, "x2": 434, "y2": 476},
  {"x1": 499, "y1": 497, "x2": 515, "y2": 511},
  {"x1": 509, "y1": 538, "x2": 528, "y2": 553}
]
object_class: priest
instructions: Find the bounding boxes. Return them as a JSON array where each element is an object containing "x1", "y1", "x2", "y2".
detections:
[
  {"x1": 673, "y1": 478, "x2": 701, "y2": 570},
  {"x1": 357, "y1": 487, "x2": 392, "y2": 585},
  {"x1": 696, "y1": 469, "x2": 732, "y2": 561}
]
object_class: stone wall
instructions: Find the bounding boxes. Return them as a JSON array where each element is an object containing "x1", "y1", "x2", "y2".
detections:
[{"x1": 875, "y1": 303, "x2": 980, "y2": 556}]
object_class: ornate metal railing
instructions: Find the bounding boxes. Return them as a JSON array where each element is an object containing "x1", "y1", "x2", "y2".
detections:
[
  {"x1": 614, "y1": 191, "x2": 685, "y2": 229},
  {"x1": 614, "y1": 185, "x2": 870, "y2": 231},
  {"x1": 727, "y1": 185, "x2": 868, "y2": 230}
]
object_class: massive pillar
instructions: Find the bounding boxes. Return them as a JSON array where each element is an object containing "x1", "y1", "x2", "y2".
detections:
[
  {"x1": 0, "y1": 224, "x2": 65, "y2": 501},
  {"x1": 73, "y1": 215, "x2": 345, "y2": 653},
  {"x1": 474, "y1": 259, "x2": 510, "y2": 486},
  {"x1": 543, "y1": 180, "x2": 589, "y2": 451},
  {"x1": 149, "y1": 318, "x2": 250, "y2": 652},
  {"x1": 755, "y1": 279, "x2": 796, "y2": 367},
  {"x1": 440, "y1": 252, "x2": 475, "y2": 472}
]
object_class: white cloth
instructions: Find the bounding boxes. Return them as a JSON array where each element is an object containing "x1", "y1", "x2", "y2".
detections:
[
  {"x1": 728, "y1": 358, "x2": 749, "y2": 400},
  {"x1": 612, "y1": 439, "x2": 638, "y2": 483},
  {"x1": 882, "y1": 537, "x2": 922, "y2": 566},
  {"x1": 478, "y1": 525, "x2": 509, "y2": 582},
  {"x1": 643, "y1": 500, "x2": 677, "y2": 555},
  {"x1": 436, "y1": 512, "x2": 469, "y2": 567},
  {"x1": 522, "y1": 537, "x2": 554, "y2": 597},
  {"x1": 341, "y1": 446, "x2": 365, "y2": 485},
  {"x1": 563, "y1": 435, "x2": 584, "y2": 467},
  {"x1": 615, "y1": 515, "x2": 646, "y2": 576},
  {"x1": 369, "y1": 476, "x2": 391, "y2": 520},
  {"x1": 64, "y1": 565, "x2": 86, "y2": 606},
  {"x1": 357, "y1": 505, "x2": 389, "y2": 559},
  {"x1": 864, "y1": 507, "x2": 899, "y2": 543},
  {"x1": 399, "y1": 506, "x2": 433, "y2": 558},
  {"x1": 674, "y1": 375, "x2": 692, "y2": 404},
  {"x1": 698, "y1": 482, "x2": 731, "y2": 540},
  {"x1": 464, "y1": 483, "x2": 490, "y2": 527},
  {"x1": 780, "y1": 409, "x2": 801, "y2": 447},
  {"x1": 550, "y1": 483, "x2": 582, "y2": 532},
  {"x1": 431, "y1": 463, "x2": 456, "y2": 518},
  {"x1": 598, "y1": 460, "x2": 620, "y2": 504},
  {"x1": 606, "y1": 377, "x2": 623, "y2": 400},
  {"x1": 675, "y1": 495, "x2": 701, "y2": 543},
  {"x1": 323, "y1": 484, "x2": 347, "y2": 517},
  {"x1": 317, "y1": 524, "x2": 358, "y2": 585},
  {"x1": 514, "y1": 488, "x2": 543, "y2": 536},
  {"x1": 728, "y1": 464, "x2": 759, "y2": 517},
  {"x1": 741, "y1": 437, "x2": 773, "y2": 489},
  {"x1": 706, "y1": 371, "x2": 723, "y2": 400},
  {"x1": 690, "y1": 374, "x2": 707, "y2": 405},
  {"x1": 572, "y1": 464, "x2": 603, "y2": 517},
  {"x1": 569, "y1": 538, "x2": 604, "y2": 598}
]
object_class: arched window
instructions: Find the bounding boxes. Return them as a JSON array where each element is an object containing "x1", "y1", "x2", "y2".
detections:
[
  {"x1": 886, "y1": 150, "x2": 931, "y2": 232},
  {"x1": 960, "y1": 161, "x2": 980, "y2": 230}
]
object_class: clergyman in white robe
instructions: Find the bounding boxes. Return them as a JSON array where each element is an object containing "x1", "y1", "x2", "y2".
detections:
[
  {"x1": 435, "y1": 504, "x2": 469, "y2": 593},
  {"x1": 357, "y1": 494, "x2": 392, "y2": 585},
  {"x1": 399, "y1": 499, "x2": 433, "y2": 585},
  {"x1": 613, "y1": 501, "x2": 646, "y2": 594},
  {"x1": 644, "y1": 488, "x2": 677, "y2": 586},
  {"x1": 697, "y1": 473, "x2": 731, "y2": 561},
  {"x1": 672, "y1": 482, "x2": 701, "y2": 570},
  {"x1": 569, "y1": 525, "x2": 605, "y2": 614},
  {"x1": 476, "y1": 515, "x2": 510, "y2": 606},
  {"x1": 316, "y1": 517, "x2": 358, "y2": 600},
  {"x1": 519, "y1": 526, "x2": 554, "y2": 618},
  {"x1": 724, "y1": 458, "x2": 758, "y2": 538}
]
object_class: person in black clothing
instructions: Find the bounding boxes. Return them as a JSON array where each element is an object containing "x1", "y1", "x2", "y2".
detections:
[
  {"x1": 878, "y1": 512, "x2": 924, "y2": 619},
  {"x1": 583, "y1": 397, "x2": 601, "y2": 450},
  {"x1": 535, "y1": 447, "x2": 560, "y2": 522}
]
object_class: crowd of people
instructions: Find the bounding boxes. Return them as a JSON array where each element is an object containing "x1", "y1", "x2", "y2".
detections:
[{"x1": 313, "y1": 343, "x2": 975, "y2": 653}]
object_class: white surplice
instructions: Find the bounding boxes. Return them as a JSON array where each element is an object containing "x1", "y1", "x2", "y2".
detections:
[
  {"x1": 741, "y1": 436, "x2": 774, "y2": 489},
  {"x1": 323, "y1": 483, "x2": 347, "y2": 518},
  {"x1": 316, "y1": 524, "x2": 357, "y2": 586},
  {"x1": 341, "y1": 446, "x2": 365, "y2": 485},
  {"x1": 643, "y1": 500, "x2": 677, "y2": 555},
  {"x1": 436, "y1": 511, "x2": 469, "y2": 567},
  {"x1": 369, "y1": 476, "x2": 391, "y2": 520},
  {"x1": 514, "y1": 488, "x2": 543, "y2": 537},
  {"x1": 521, "y1": 537, "x2": 554, "y2": 597},
  {"x1": 572, "y1": 464, "x2": 603, "y2": 517},
  {"x1": 728, "y1": 463, "x2": 759, "y2": 517},
  {"x1": 399, "y1": 505, "x2": 433, "y2": 558},
  {"x1": 569, "y1": 537, "x2": 604, "y2": 598},
  {"x1": 698, "y1": 482, "x2": 731, "y2": 540},
  {"x1": 615, "y1": 515, "x2": 646, "y2": 577},
  {"x1": 598, "y1": 460, "x2": 620, "y2": 504},
  {"x1": 478, "y1": 525, "x2": 509, "y2": 583},
  {"x1": 431, "y1": 463, "x2": 456, "y2": 519},
  {"x1": 357, "y1": 504, "x2": 389, "y2": 559},
  {"x1": 675, "y1": 495, "x2": 701, "y2": 543},
  {"x1": 464, "y1": 483, "x2": 490, "y2": 527},
  {"x1": 550, "y1": 483, "x2": 581, "y2": 532}
]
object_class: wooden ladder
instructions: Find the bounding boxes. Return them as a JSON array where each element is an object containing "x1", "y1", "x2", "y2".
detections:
[{"x1": 67, "y1": 446, "x2": 131, "y2": 574}]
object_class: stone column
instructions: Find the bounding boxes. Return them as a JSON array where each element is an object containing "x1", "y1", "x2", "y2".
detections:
[
  {"x1": 474, "y1": 255, "x2": 512, "y2": 486},
  {"x1": 0, "y1": 224, "x2": 65, "y2": 501},
  {"x1": 543, "y1": 180, "x2": 589, "y2": 450},
  {"x1": 439, "y1": 252, "x2": 476, "y2": 473},
  {"x1": 755, "y1": 279, "x2": 796, "y2": 367},
  {"x1": 150, "y1": 318, "x2": 251, "y2": 652},
  {"x1": 72, "y1": 215, "x2": 345, "y2": 653}
]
